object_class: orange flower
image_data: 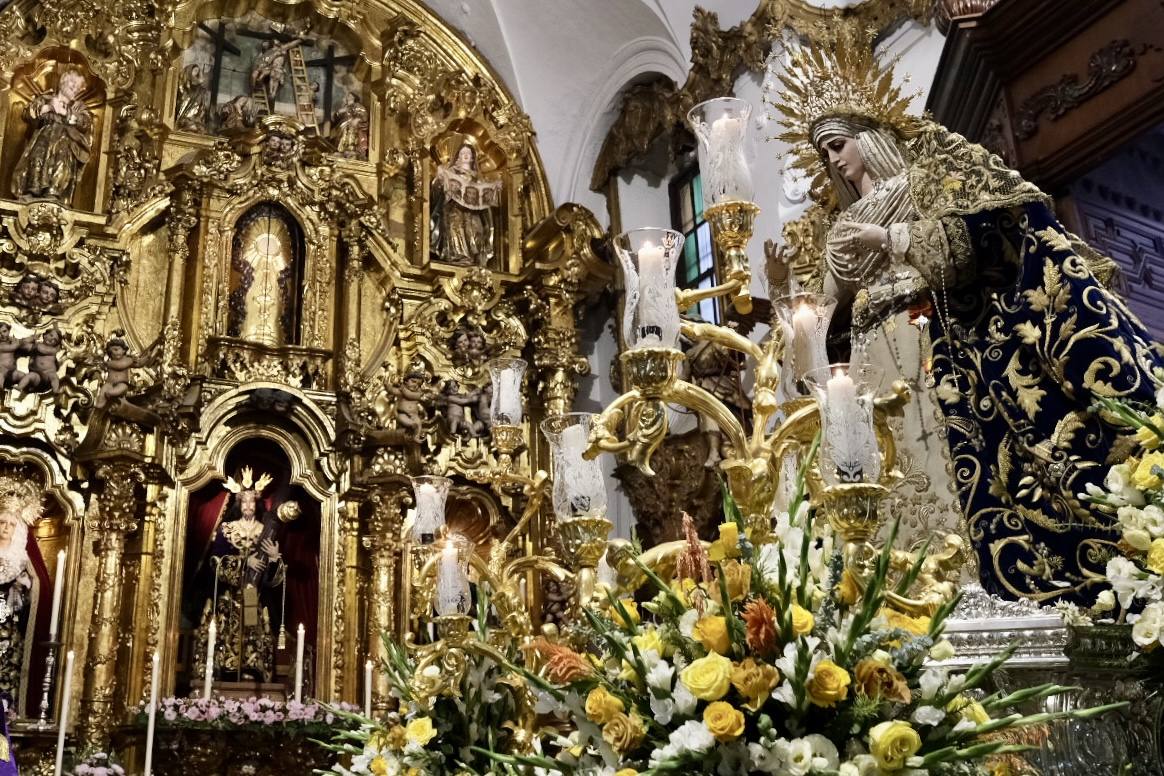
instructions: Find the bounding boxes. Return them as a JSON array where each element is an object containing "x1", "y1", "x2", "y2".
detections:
[
  {"x1": 854, "y1": 658, "x2": 911, "y2": 704},
  {"x1": 525, "y1": 638, "x2": 593, "y2": 683},
  {"x1": 742, "y1": 598, "x2": 778, "y2": 657}
]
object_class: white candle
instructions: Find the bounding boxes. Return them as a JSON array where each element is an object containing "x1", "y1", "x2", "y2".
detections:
[
  {"x1": 791, "y1": 303, "x2": 824, "y2": 381},
  {"x1": 705, "y1": 114, "x2": 752, "y2": 202},
  {"x1": 202, "y1": 619, "x2": 215, "y2": 699},
  {"x1": 144, "y1": 652, "x2": 159, "y2": 776},
  {"x1": 496, "y1": 369, "x2": 524, "y2": 425},
  {"x1": 294, "y1": 623, "x2": 305, "y2": 703},
  {"x1": 634, "y1": 241, "x2": 676, "y2": 348},
  {"x1": 48, "y1": 549, "x2": 65, "y2": 641},
  {"x1": 53, "y1": 650, "x2": 74, "y2": 776},
  {"x1": 363, "y1": 659, "x2": 373, "y2": 717},
  {"x1": 412, "y1": 483, "x2": 444, "y2": 542},
  {"x1": 824, "y1": 368, "x2": 871, "y2": 481},
  {"x1": 555, "y1": 423, "x2": 606, "y2": 518},
  {"x1": 435, "y1": 542, "x2": 468, "y2": 617}
]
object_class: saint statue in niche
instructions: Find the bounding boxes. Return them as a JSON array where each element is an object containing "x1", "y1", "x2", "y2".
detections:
[
  {"x1": 11, "y1": 68, "x2": 92, "y2": 202},
  {"x1": 176, "y1": 63, "x2": 210, "y2": 133},
  {"x1": 228, "y1": 205, "x2": 301, "y2": 347},
  {"x1": 331, "y1": 93, "x2": 368, "y2": 159},
  {"x1": 191, "y1": 467, "x2": 296, "y2": 684},
  {"x1": 429, "y1": 142, "x2": 502, "y2": 266}
]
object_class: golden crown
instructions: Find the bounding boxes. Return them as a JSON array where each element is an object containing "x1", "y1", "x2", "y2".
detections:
[
  {"x1": 225, "y1": 466, "x2": 273, "y2": 495},
  {"x1": 765, "y1": 24, "x2": 919, "y2": 182},
  {"x1": 0, "y1": 471, "x2": 43, "y2": 525}
]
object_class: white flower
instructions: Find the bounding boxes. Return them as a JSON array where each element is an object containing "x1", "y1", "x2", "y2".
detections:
[
  {"x1": 1107, "y1": 467, "x2": 1147, "y2": 506},
  {"x1": 1125, "y1": 528, "x2": 1153, "y2": 551},
  {"x1": 748, "y1": 742, "x2": 782, "y2": 774},
  {"x1": 649, "y1": 693, "x2": 675, "y2": 725},
  {"x1": 672, "y1": 682, "x2": 697, "y2": 716},
  {"x1": 1132, "y1": 602, "x2": 1164, "y2": 647},
  {"x1": 804, "y1": 734, "x2": 840, "y2": 769},
  {"x1": 1095, "y1": 589, "x2": 1116, "y2": 612},
  {"x1": 1107, "y1": 556, "x2": 1160, "y2": 608},
  {"x1": 646, "y1": 659, "x2": 674, "y2": 691},
  {"x1": 1144, "y1": 505, "x2": 1164, "y2": 537},
  {"x1": 929, "y1": 639, "x2": 956, "y2": 660},
  {"x1": 918, "y1": 667, "x2": 947, "y2": 700},
  {"x1": 1155, "y1": 383, "x2": 1164, "y2": 410},
  {"x1": 912, "y1": 705, "x2": 946, "y2": 726},
  {"x1": 649, "y1": 720, "x2": 714, "y2": 766},
  {"x1": 784, "y1": 737, "x2": 815, "y2": 776},
  {"x1": 678, "y1": 609, "x2": 700, "y2": 639}
]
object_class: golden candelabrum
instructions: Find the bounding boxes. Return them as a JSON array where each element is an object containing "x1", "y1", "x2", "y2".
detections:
[{"x1": 584, "y1": 97, "x2": 959, "y2": 614}]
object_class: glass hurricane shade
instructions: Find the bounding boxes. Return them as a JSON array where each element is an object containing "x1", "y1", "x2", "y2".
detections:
[
  {"x1": 614, "y1": 228, "x2": 683, "y2": 350},
  {"x1": 410, "y1": 475, "x2": 451, "y2": 544},
  {"x1": 687, "y1": 97, "x2": 755, "y2": 208},
  {"x1": 488, "y1": 357, "x2": 526, "y2": 425},
  {"x1": 539, "y1": 412, "x2": 608, "y2": 521},
  {"x1": 804, "y1": 364, "x2": 884, "y2": 487}
]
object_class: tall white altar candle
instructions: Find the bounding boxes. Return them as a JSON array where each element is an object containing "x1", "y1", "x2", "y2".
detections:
[
  {"x1": 202, "y1": 619, "x2": 216, "y2": 699},
  {"x1": 294, "y1": 622, "x2": 305, "y2": 703},
  {"x1": 363, "y1": 659, "x2": 373, "y2": 717},
  {"x1": 53, "y1": 650, "x2": 74, "y2": 776},
  {"x1": 791, "y1": 303, "x2": 823, "y2": 380},
  {"x1": 496, "y1": 371, "x2": 523, "y2": 425},
  {"x1": 144, "y1": 652, "x2": 159, "y2": 776},
  {"x1": 435, "y1": 542, "x2": 468, "y2": 617},
  {"x1": 48, "y1": 549, "x2": 65, "y2": 640},
  {"x1": 634, "y1": 241, "x2": 673, "y2": 348},
  {"x1": 412, "y1": 482, "x2": 443, "y2": 542},
  {"x1": 825, "y1": 368, "x2": 866, "y2": 477}
]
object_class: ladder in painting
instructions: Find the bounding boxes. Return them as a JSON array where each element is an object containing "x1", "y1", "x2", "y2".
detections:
[{"x1": 286, "y1": 46, "x2": 319, "y2": 134}]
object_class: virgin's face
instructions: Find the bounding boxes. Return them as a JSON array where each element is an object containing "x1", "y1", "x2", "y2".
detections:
[
  {"x1": 59, "y1": 73, "x2": 85, "y2": 101},
  {"x1": 455, "y1": 146, "x2": 475, "y2": 169},
  {"x1": 820, "y1": 134, "x2": 866, "y2": 187},
  {"x1": 0, "y1": 513, "x2": 17, "y2": 544}
]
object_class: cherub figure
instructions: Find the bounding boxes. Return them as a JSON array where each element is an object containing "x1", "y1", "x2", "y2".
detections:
[
  {"x1": 11, "y1": 276, "x2": 39, "y2": 308},
  {"x1": 440, "y1": 380, "x2": 482, "y2": 438},
  {"x1": 15, "y1": 328, "x2": 61, "y2": 395},
  {"x1": 390, "y1": 371, "x2": 430, "y2": 438},
  {"x1": 0, "y1": 325, "x2": 18, "y2": 389},
  {"x1": 476, "y1": 382, "x2": 493, "y2": 435},
  {"x1": 95, "y1": 336, "x2": 154, "y2": 409}
]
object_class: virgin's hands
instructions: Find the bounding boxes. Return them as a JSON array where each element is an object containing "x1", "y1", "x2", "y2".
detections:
[
  {"x1": 764, "y1": 238, "x2": 791, "y2": 287},
  {"x1": 841, "y1": 222, "x2": 889, "y2": 251}
]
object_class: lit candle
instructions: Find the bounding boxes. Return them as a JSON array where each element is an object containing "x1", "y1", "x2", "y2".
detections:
[
  {"x1": 144, "y1": 652, "x2": 159, "y2": 776},
  {"x1": 48, "y1": 549, "x2": 65, "y2": 641},
  {"x1": 791, "y1": 303, "x2": 825, "y2": 381},
  {"x1": 435, "y1": 541, "x2": 468, "y2": 617},
  {"x1": 202, "y1": 619, "x2": 215, "y2": 699},
  {"x1": 824, "y1": 368, "x2": 866, "y2": 480},
  {"x1": 556, "y1": 423, "x2": 605, "y2": 518},
  {"x1": 53, "y1": 650, "x2": 74, "y2": 776},
  {"x1": 706, "y1": 114, "x2": 751, "y2": 202},
  {"x1": 294, "y1": 623, "x2": 305, "y2": 703},
  {"x1": 413, "y1": 482, "x2": 443, "y2": 543},
  {"x1": 364, "y1": 659, "x2": 373, "y2": 717},
  {"x1": 633, "y1": 241, "x2": 678, "y2": 348}
]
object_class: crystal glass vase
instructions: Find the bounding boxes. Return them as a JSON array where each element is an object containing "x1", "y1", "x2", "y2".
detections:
[
  {"x1": 613, "y1": 228, "x2": 683, "y2": 351},
  {"x1": 774, "y1": 293, "x2": 837, "y2": 399},
  {"x1": 687, "y1": 97, "x2": 755, "y2": 207},
  {"x1": 540, "y1": 413, "x2": 608, "y2": 521},
  {"x1": 410, "y1": 475, "x2": 451, "y2": 544},
  {"x1": 488, "y1": 357, "x2": 527, "y2": 426},
  {"x1": 805, "y1": 364, "x2": 883, "y2": 486}
]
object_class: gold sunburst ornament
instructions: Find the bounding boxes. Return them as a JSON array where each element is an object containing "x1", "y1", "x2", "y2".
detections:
[{"x1": 765, "y1": 25, "x2": 920, "y2": 187}]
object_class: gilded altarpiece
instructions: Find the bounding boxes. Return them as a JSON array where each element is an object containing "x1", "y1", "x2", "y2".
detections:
[{"x1": 0, "y1": 0, "x2": 609, "y2": 770}]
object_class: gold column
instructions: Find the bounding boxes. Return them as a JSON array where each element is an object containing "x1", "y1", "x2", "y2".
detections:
[
  {"x1": 80, "y1": 461, "x2": 145, "y2": 746},
  {"x1": 363, "y1": 484, "x2": 409, "y2": 710},
  {"x1": 162, "y1": 183, "x2": 201, "y2": 366}
]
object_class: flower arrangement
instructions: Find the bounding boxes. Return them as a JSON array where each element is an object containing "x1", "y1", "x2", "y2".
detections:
[
  {"x1": 135, "y1": 695, "x2": 359, "y2": 735},
  {"x1": 69, "y1": 750, "x2": 125, "y2": 776},
  {"x1": 492, "y1": 484, "x2": 1118, "y2": 776},
  {"x1": 323, "y1": 623, "x2": 538, "y2": 775},
  {"x1": 1081, "y1": 391, "x2": 1164, "y2": 650}
]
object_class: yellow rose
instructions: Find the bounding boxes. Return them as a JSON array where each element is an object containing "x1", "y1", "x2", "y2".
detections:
[
  {"x1": 384, "y1": 725, "x2": 408, "y2": 749},
  {"x1": 632, "y1": 628, "x2": 665, "y2": 657},
  {"x1": 1132, "y1": 452, "x2": 1164, "y2": 490},
  {"x1": 404, "y1": 716, "x2": 438, "y2": 746},
  {"x1": 369, "y1": 756, "x2": 389, "y2": 776},
  {"x1": 610, "y1": 599, "x2": 640, "y2": 628},
  {"x1": 615, "y1": 770, "x2": 638, "y2": 776},
  {"x1": 1149, "y1": 538, "x2": 1164, "y2": 575},
  {"x1": 947, "y1": 695, "x2": 991, "y2": 726},
  {"x1": 694, "y1": 615, "x2": 731, "y2": 655},
  {"x1": 869, "y1": 720, "x2": 922, "y2": 771},
  {"x1": 601, "y1": 712, "x2": 645, "y2": 754},
  {"x1": 722, "y1": 559, "x2": 752, "y2": 601},
  {"x1": 680, "y1": 652, "x2": 733, "y2": 701},
  {"x1": 790, "y1": 604, "x2": 815, "y2": 637},
  {"x1": 585, "y1": 686, "x2": 625, "y2": 724},
  {"x1": 703, "y1": 700, "x2": 746, "y2": 742},
  {"x1": 806, "y1": 660, "x2": 851, "y2": 707},
  {"x1": 854, "y1": 658, "x2": 911, "y2": 704},
  {"x1": 1137, "y1": 422, "x2": 1164, "y2": 450},
  {"x1": 730, "y1": 657, "x2": 779, "y2": 711},
  {"x1": 708, "y1": 521, "x2": 741, "y2": 562}
]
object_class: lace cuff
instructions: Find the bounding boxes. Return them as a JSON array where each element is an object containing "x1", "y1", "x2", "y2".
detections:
[{"x1": 888, "y1": 222, "x2": 911, "y2": 260}]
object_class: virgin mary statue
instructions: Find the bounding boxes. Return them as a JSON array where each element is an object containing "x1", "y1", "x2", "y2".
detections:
[{"x1": 769, "y1": 39, "x2": 1164, "y2": 604}]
